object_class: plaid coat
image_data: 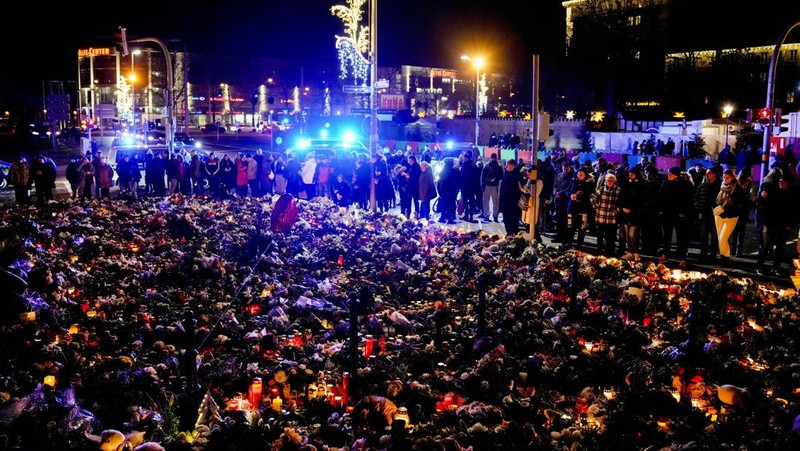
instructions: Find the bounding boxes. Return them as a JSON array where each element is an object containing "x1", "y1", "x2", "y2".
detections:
[{"x1": 592, "y1": 183, "x2": 621, "y2": 225}]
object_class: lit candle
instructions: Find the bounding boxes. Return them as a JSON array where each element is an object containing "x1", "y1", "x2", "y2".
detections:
[
  {"x1": 271, "y1": 397, "x2": 283, "y2": 411},
  {"x1": 364, "y1": 335, "x2": 374, "y2": 358},
  {"x1": 393, "y1": 407, "x2": 410, "y2": 428},
  {"x1": 293, "y1": 333, "x2": 303, "y2": 347},
  {"x1": 249, "y1": 378, "x2": 263, "y2": 408},
  {"x1": 334, "y1": 395, "x2": 342, "y2": 408},
  {"x1": 340, "y1": 372, "x2": 350, "y2": 405},
  {"x1": 443, "y1": 392, "x2": 454, "y2": 408},
  {"x1": 69, "y1": 324, "x2": 79, "y2": 334},
  {"x1": 43, "y1": 375, "x2": 56, "y2": 388}
]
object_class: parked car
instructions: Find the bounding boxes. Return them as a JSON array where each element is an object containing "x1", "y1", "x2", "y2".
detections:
[
  {"x1": 200, "y1": 123, "x2": 227, "y2": 133},
  {"x1": 174, "y1": 132, "x2": 202, "y2": 149}
]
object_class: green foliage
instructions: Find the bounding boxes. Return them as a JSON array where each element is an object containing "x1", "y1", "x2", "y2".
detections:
[{"x1": 685, "y1": 133, "x2": 707, "y2": 159}]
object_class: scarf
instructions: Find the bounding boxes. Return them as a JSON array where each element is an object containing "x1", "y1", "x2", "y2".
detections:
[{"x1": 716, "y1": 182, "x2": 734, "y2": 206}]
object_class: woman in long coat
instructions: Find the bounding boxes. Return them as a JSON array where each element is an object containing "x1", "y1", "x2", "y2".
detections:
[
  {"x1": 418, "y1": 161, "x2": 437, "y2": 220},
  {"x1": 499, "y1": 158, "x2": 524, "y2": 235}
]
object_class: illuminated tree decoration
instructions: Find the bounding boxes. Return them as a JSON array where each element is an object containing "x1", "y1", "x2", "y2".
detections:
[
  {"x1": 331, "y1": 0, "x2": 370, "y2": 83},
  {"x1": 293, "y1": 87, "x2": 300, "y2": 113},
  {"x1": 324, "y1": 87, "x2": 331, "y2": 116}
]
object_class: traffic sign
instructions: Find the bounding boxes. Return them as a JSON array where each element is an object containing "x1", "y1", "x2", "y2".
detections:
[{"x1": 343, "y1": 85, "x2": 372, "y2": 94}]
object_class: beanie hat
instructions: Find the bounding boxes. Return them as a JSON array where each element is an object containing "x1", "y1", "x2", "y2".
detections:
[{"x1": 668, "y1": 166, "x2": 681, "y2": 176}]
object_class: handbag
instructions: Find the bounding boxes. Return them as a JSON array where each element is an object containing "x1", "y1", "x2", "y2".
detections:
[
  {"x1": 518, "y1": 193, "x2": 530, "y2": 211},
  {"x1": 712, "y1": 205, "x2": 724, "y2": 216}
]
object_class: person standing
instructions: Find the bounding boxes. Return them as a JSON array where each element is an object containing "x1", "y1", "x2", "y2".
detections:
[
  {"x1": 564, "y1": 167, "x2": 595, "y2": 250},
  {"x1": 219, "y1": 153, "x2": 236, "y2": 195},
  {"x1": 80, "y1": 156, "x2": 95, "y2": 199},
  {"x1": 273, "y1": 154, "x2": 287, "y2": 195},
  {"x1": 552, "y1": 160, "x2": 575, "y2": 244},
  {"x1": 234, "y1": 153, "x2": 250, "y2": 197},
  {"x1": 499, "y1": 158, "x2": 524, "y2": 236},
  {"x1": 693, "y1": 167, "x2": 721, "y2": 262},
  {"x1": 95, "y1": 155, "x2": 115, "y2": 198},
  {"x1": 459, "y1": 150, "x2": 479, "y2": 222},
  {"x1": 437, "y1": 157, "x2": 460, "y2": 224},
  {"x1": 245, "y1": 153, "x2": 258, "y2": 197},
  {"x1": 314, "y1": 155, "x2": 334, "y2": 200},
  {"x1": 405, "y1": 154, "x2": 422, "y2": 217},
  {"x1": 756, "y1": 170, "x2": 800, "y2": 276},
  {"x1": 713, "y1": 168, "x2": 745, "y2": 263},
  {"x1": 188, "y1": 152, "x2": 203, "y2": 195},
  {"x1": 657, "y1": 166, "x2": 695, "y2": 266},
  {"x1": 617, "y1": 167, "x2": 645, "y2": 261},
  {"x1": 300, "y1": 152, "x2": 317, "y2": 200},
  {"x1": 115, "y1": 154, "x2": 134, "y2": 196},
  {"x1": 395, "y1": 164, "x2": 412, "y2": 217},
  {"x1": 418, "y1": 160, "x2": 437, "y2": 220},
  {"x1": 352, "y1": 154, "x2": 372, "y2": 210},
  {"x1": 202, "y1": 152, "x2": 221, "y2": 195},
  {"x1": 732, "y1": 165, "x2": 757, "y2": 257},
  {"x1": 480, "y1": 153, "x2": 503, "y2": 222},
  {"x1": 66, "y1": 156, "x2": 83, "y2": 200},
  {"x1": 8, "y1": 156, "x2": 30, "y2": 205},
  {"x1": 31, "y1": 154, "x2": 57, "y2": 204},
  {"x1": 591, "y1": 172, "x2": 621, "y2": 255}
]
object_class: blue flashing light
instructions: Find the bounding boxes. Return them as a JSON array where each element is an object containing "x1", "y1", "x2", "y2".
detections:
[
  {"x1": 320, "y1": 129, "x2": 329, "y2": 139},
  {"x1": 341, "y1": 130, "x2": 356, "y2": 145},
  {"x1": 295, "y1": 137, "x2": 312, "y2": 150},
  {"x1": 445, "y1": 140, "x2": 455, "y2": 150}
]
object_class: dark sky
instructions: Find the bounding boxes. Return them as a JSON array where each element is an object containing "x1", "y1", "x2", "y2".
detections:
[
  {"x1": 2, "y1": 0, "x2": 797, "y2": 113},
  {"x1": 1, "y1": 0, "x2": 565, "y2": 110}
]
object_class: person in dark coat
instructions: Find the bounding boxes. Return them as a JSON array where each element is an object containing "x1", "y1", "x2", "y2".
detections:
[
  {"x1": 458, "y1": 151, "x2": 480, "y2": 222},
  {"x1": 436, "y1": 157, "x2": 460, "y2": 224},
  {"x1": 499, "y1": 158, "x2": 524, "y2": 236},
  {"x1": 418, "y1": 161, "x2": 437, "y2": 220},
  {"x1": 31, "y1": 154, "x2": 57, "y2": 204},
  {"x1": 332, "y1": 173, "x2": 351, "y2": 207},
  {"x1": 564, "y1": 167, "x2": 595, "y2": 249},
  {"x1": 657, "y1": 166, "x2": 696, "y2": 266},
  {"x1": 617, "y1": 167, "x2": 646, "y2": 261},
  {"x1": 405, "y1": 154, "x2": 422, "y2": 217},
  {"x1": 552, "y1": 160, "x2": 575, "y2": 244},
  {"x1": 693, "y1": 167, "x2": 721, "y2": 262},
  {"x1": 756, "y1": 170, "x2": 800, "y2": 275}
]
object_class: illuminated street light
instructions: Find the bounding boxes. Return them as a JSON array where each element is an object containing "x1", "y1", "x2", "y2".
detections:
[
  {"x1": 461, "y1": 54, "x2": 484, "y2": 147},
  {"x1": 722, "y1": 104, "x2": 733, "y2": 149},
  {"x1": 130, "y1": 49, "x2": 141, "y2": 132}
]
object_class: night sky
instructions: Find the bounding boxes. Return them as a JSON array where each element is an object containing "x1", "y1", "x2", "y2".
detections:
[{"x1": 1, "y1": 0, "x2": 796, "y2": 112}]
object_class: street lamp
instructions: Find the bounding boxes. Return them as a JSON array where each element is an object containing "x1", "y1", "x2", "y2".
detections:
[
  {"x1": 723, "y1": 104, "x2": 733, "y2": 149},
  {"x1": 461, "y1": 54, "x2": 484, "y2": 147},
  {"x1": 129, "y1": 49, "x2": 141, "y2": 133}
]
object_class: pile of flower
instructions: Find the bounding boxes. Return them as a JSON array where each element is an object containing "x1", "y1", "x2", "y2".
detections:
[{"x1": 0, "y1": 194, "x2": 799, "y2": 450}]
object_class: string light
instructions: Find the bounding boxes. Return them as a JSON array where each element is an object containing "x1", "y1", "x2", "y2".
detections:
[{"x1": 331, "y1": 0, "x2": 371, "y2": 83}]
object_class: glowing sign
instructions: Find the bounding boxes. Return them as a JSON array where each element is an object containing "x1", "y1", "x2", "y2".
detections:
[
  {"x1": 430, "y1": 69, "x2": 458, "y2": 79},
  {"x1": 78, "y1": 48, "x2": 113, "y2": 57}
]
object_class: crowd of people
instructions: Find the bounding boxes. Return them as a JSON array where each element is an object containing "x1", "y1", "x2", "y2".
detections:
[{"x1": 6, "y1": 143, "x2": 800, "y2": 276}]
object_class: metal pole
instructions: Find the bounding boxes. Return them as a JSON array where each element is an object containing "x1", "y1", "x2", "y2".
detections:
[
  {"x1": 131, "y1": 52, "x2": 135, "y2": 133},
  {"x1": 475, "y1": 66, "x2": 480, "y2": 147},
  {"x1": 724, "y1": 114, "x2": 729, "y2": 148},
  {"x1": 760, "y1": 21, "x2": 800, "y2": 188},
  {"x1": 529, "y1": 55, "x2": 540, "y2": 242},
  {"x1": 130, "y1": 36, "x2": 175, "y2": 155},
  {"x1": 369, "y1": 0, "x2": 378, "y2": 213}
]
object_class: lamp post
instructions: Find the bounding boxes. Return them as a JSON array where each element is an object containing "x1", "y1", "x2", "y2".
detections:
[
  {"x1": 129, "y1": 49, "x2": 141, "y2": 134},
  {"x1": 723, "y1": 104, "x2": 733, "y2": 149},
  {"x1": 461, "y1": 54, "x2": 484, "y2": 147}
]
